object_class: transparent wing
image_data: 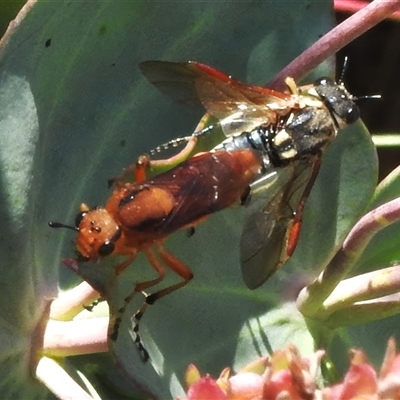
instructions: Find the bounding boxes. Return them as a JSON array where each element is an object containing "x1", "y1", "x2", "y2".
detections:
[
  {"x1": 139, "y1": 61, "x2": 292, "y2": 136},
  {"x1": 240, "y1": 162, "x2": 314, "y2": 289}
]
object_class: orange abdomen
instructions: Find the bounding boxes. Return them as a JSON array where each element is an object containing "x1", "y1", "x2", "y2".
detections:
[{"x1": 106, "y1": 149, "x2": 262, "y2": 242}]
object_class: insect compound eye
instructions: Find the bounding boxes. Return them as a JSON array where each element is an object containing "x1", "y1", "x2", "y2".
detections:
[
  {"x1": 97, "y1": 226, "x2": 121, "y2": 257},
  {"x1": 98, "y1": 240, "x2": 115, "y2": 257},
  {"x1": 343, "y1": 104, "x2": 360, "y2": 124},
  {"x1": 314, "y1": 77, "x2": 360, "y2": 126},
  {"x1": 75, "y1": 212, "x2": 87, "y2": 228}
]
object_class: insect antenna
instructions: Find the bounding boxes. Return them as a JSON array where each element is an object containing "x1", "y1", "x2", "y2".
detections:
[
  {"x1": 338, "y1": 56, "x2": 381, "y2": 101},
  {"x1": 148, "y1": 124, "x2": 215, "y2": 156},
  {"x1": 338, "y1": 55, "x2": 350, "y2": 85},
  {"x1": 356, "y1": 94, "x2": 382, "y2": 100},
  {"x1": 149, "y1": 135, "x2": 193, "y2": 155},
  {"x1": 48, "y1": 221, "x2": 78, "y2": 231}
]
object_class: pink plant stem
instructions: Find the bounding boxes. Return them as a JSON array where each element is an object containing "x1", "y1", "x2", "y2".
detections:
[
  {"x1": 335, "y1": 0, "x2": 376, "y2": 15},
  {"x1": 324, "y1": 266, "x2": 400, "y2": 310},
  {"x1": 269, "y1": 0, "x2": 400, "y2": 90},
  {"x1": 43, "y1": 318, "x2": 109, "y2": 357},
  {"x1": 335, "y1": 0, "x2": 400, "y2": 21},
  {"x1": 36, "y1": 357, "x2": 95, "y2": 400},
  {"x1": 298, "y1": 197, "x2": 400, "y2": 315},
  {"x1": 50, "y1": 281, "x2": 100, "y2": 320}
]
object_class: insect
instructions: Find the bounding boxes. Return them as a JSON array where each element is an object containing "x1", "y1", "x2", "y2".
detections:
[
  {"x1": 50, "y1": 60, "x2": 362, "y2": 360},
  {"x1": 49, "y1": 148, "x2": 264, "y2": 360},
  {"x1": 139, "y1": 60, "x2": 361, "y2": 288}
]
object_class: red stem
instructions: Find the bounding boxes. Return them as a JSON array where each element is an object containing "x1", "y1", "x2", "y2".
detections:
[{"x1": 335, "y1": 0, "x2": 400, "y2": 21}]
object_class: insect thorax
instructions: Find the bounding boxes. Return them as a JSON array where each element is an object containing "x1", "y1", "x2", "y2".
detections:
[
  {"x1": 271, "y1": 107, "x2": 336, "y2": 164},
  {"x1": 212, "y1": 107, "x2": 333, "y2": 176}
]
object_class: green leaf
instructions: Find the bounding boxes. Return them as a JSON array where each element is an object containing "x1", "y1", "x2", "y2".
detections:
[
  {"x1": 0, "y1": 0, "x2": 336, "y2": 399},
  {"x1": 234, "y1": 302, "x2": 316, "y2": 364}
]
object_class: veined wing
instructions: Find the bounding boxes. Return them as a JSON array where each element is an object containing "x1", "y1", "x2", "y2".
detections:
[
  {"x1": 139, "y1": 61, "x2": 293, "y2": 135},
  {"x1": 240, "y1": 161, "x2": 314, "y2": 289}
]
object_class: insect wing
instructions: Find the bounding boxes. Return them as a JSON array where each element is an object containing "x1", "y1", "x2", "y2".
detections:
[
  {"x1": 139, "y1": 150, "x2": 262, "y2": 235},
  {"x1": 139, "y1": 61, "x2": 292, "y2": 135},
  {"x1": 139, "y1": 61, "x2": 206, "y2": 108},
  {"x1": 240, "y1": 162, "x2": 313, "y2": 289}
]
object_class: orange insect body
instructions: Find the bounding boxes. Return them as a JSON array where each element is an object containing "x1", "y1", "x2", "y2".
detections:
[
  {"x1": 76, "y1": 148, "x2": 262, "y2": 265},
  {"x1": 64, "y1": 148, "x2": 264, "y2": 358}
]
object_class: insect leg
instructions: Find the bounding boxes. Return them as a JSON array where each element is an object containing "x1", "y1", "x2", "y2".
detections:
[
  {"x1": 132, "y1": 247, "x2": 194, "y2": 360},
  {"x1": 110, "y1": 246, "x2": 192, "y2": 363},
  {"x1": 107, "y1": 154, "x2": 152, "y2": 188},
  {"x1": 286, "y1": 158, "x2": 322, "y2": 257},
  {"x1": 134, "y1": 136, "x2": 197, "y2": 180},
  {"x1": 113, "y1": 252, "x2": 138, "y2": 276},
  {"x1": 111, "y1": 246, "x2": 193, "y2": 361},
  {"x1": 83, "y1": 299, "x2": 101, "y2": 312},
  {"x1": 107, "y1": 252, "x2": 137, "y2": 295},
  {"x1": 109, "y1": 136, "x2": 199, "y2": 188},
  {"x1": 109, "y1": 247, "x2": 167, "y2": 344}
]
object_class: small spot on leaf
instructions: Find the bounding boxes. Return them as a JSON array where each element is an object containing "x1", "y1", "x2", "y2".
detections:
[{"x1": 99, "y1": 24, "x2": 107, "y2": 36}]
